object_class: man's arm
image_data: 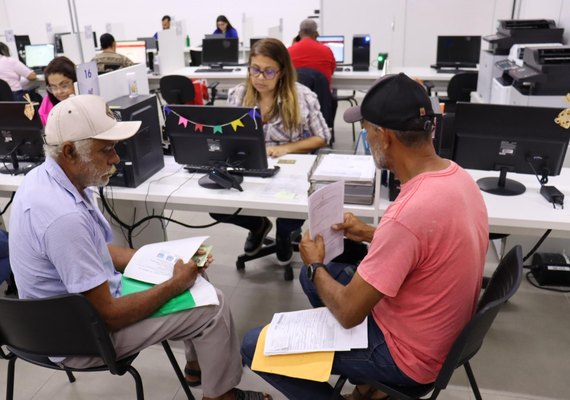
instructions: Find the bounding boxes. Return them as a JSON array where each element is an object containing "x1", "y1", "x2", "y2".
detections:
[
  {"x1": 82, "y1": 259, "x2": 198, "y2": 331},
  {"x1": 108, "y1": 244, "x2": 136, "y2": 273},
  {"x1": 300, "y1": 233, "x2": 383, "y2": 329}
]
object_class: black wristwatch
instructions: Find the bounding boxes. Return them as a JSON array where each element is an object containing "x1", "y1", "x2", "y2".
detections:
[{"x1": 306, "y1": 262, "x2": 326, "y2": 282}]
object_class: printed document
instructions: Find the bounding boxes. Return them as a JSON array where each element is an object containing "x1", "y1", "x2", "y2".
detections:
[
  {"x1": 264, "y1": 308, "x2": 368, "y2": 355},
  {"x1": 308, "y1": 181, "x2": 344, "y2": 264},
  {"x1": 311, "y1": 154, "x2": 375, "y2": 183}
]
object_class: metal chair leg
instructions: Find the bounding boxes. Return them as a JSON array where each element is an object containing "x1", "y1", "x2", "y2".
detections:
[
  {"x1": 464, "y1": 361, "x2": 482, "y2": 400},
  {"x1": 65, "y1": 370, "x2": 76, "y2": 382},
  {"x1": 331, "y1": 375, "x2": 348, "y2": 399},
  {"x1": 127, "y1": 366, "x2": 145, "y2": 400},
  {"x1": 6, "y1": 357, "x2": 16, "y2": 400},
  {"x1": 162, "y1": 341, "x2": 196, "y2": 400}
]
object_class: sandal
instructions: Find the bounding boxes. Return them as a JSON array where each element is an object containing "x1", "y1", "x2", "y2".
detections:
[
  {"x1": 342, "y1": 385, "x2": 389, "y2": 400},
  {"x1": 234, "y1": 388, "x2": 273, "y2": 400},
  {"x1": 184, "y1": 367, "x2": 201, "y2": 387}
]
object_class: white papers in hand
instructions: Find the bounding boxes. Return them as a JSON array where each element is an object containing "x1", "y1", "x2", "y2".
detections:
[
  {"x1": 190, "y1": 275, "x2": 220, "y2": 307},
  {"x1": 123, "y1": 236, "x2": 209, "y2": 285},
  {"x1": 264, "y1": 308, "x2": 368, "y2": 355},
  {"x1": 308, "y1": 181, "x2": 344, "y2": 264}
]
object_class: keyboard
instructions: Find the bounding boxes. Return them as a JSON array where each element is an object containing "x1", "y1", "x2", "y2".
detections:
[
  {"x1": 194, "y1": 68, "x2": 235, "y2": 73},
  {"x1": 184, "y1": 165, "x2": 280, "y2": 178}
]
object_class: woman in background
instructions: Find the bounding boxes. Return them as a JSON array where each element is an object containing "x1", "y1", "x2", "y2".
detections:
[
  {"x1": 0, "y1": 42, "x2": 37, "y2": 101},
  {"x1": 211, "y1": 38, "x2": 330, "y2": 265},
  {"x1": 38, "y1": 56, "x2": 76, "y2": 125},
  {"x1": 213, "y1": 15, "x2": 239, "y2": 39}
]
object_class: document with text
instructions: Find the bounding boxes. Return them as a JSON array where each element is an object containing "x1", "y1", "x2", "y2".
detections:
[
  {"x1": 308, "y1": 180, "x2": 345, "y2": 264},
  {"x1": 264, "y1": 308, "x2": 368, "y2": 355}
]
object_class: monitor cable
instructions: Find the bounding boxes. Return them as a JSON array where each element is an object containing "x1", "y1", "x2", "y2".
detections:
[
  {"x1": 0, "y1": 192, "x2": 15, "y2": 216},
  {"x1": 526, "y1": 155, "x2": 564, "y2": 209}
]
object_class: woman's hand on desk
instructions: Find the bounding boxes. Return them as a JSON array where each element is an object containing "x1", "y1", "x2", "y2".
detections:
[
  {"x1": 266, "y1": 144, "x2": 293, "y2": 158},
  {"x1": 332, "y1": 212, "x2": 375, "y2": 243}
]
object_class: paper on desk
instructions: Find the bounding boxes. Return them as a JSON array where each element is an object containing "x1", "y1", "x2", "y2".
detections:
[
  {"x1": 123, "y1": 236, "x2": 209, "y2": 284},
  {"x1": 311, "y1": 154, "x2": 375, "y2": 183},
  {"x1": 264, "y1": 308, "x2": 368, "y2": 355},
  {"x1": 251, "y1": 325, "x2": 334, "y2": 382},
  {"x1": 308, "y1": 180, "x2": 344, "y2": 264}
]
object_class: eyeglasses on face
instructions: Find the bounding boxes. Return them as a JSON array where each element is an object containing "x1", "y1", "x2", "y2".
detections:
[
  {"x1": 46, "y1": 80, "x2": 74, "y2": 94},
  {"x1": 248, "y1": 66, "x2": 279, "y2": 80}
]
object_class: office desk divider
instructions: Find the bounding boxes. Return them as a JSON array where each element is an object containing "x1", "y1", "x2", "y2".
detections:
[{"x1": 98, "y1": 63, "x2": 149, "y2": 102}]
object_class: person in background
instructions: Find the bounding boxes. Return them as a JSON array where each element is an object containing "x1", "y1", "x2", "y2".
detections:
[
  {"x1": 213, "y1": 15, "x2": 238, "y2": 39},
  {"x1": 10, "y1": 94, "x2": 272, "y2": 400},
  {"x1": 93, "y1": 33, "x2": 134, "y2": 74},
  {"x1": 241, "y1": 74, "x2": 489, "y2": 399},
  {"x1": 153, "y1": 15, "x2": 171, "y2": 40},
  {"x1": 0, "y1": 42, "x2": 37, "y2": 101},
  {"x1": 288, "y1": 19, "x2": 336, "y2": 86},
  {"x1": 38, "y1": 56, "x2": 76, "y2": 125},
  {"x1": 210, "y1": 38, "x2": 330, "y2": 266}
]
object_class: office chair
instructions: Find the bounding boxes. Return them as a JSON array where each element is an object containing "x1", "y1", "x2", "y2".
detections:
[
  {"x1": 160, "y1": 75, "x2": 197, "y2": 105},
  {"x1": 0, "y1": 79, "x2": 14, "y2": 101},
  {"x1": 296, "y1": 67, "x2": 334, "y2": 143},
  {"x1": 332, "y1": 245, "x2": 524, "y2": 400},
  {"x1": 0, "y1": 293, "x2": 195, "y2": 400},
  {"x1": 440, "y1": 71, "x2": 478, "y2": 113},
  {"x1": 333, "y1": 89, "x2": 358, "y2": 141}
]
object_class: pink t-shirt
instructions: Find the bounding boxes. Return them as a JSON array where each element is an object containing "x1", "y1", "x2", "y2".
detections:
[
  {"x1": 38, "y1": 95, "x2": 54, "y2": 126},
  {"x1": 357, "y1": 161, "x2": 488, "y2": 384},
  {"x1": 0, "y1": 55, "x2": 33, "y2": 91}
]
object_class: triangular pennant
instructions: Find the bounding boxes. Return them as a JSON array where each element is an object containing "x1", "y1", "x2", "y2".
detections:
[
  {"x1": 230, "y1": 118, "x2": 245, "y2": 132},
  {"x1": 213, "y1": 125, "x2": 223, "y2": 134},
  {"x1": 164, "y1": 106, "x2": 172, "y2": 115},
  {"x1": 194, "y1": 123, "x2": 204, "y2": 132},
  {"x1": 178, "y1": 116, "x2": 188, "y2": 128},
  {"x1": 248, "y1": 108, "x2": 260, "y2": 121}
]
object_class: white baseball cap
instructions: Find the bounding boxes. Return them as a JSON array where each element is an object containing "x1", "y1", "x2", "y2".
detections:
[{"x1": 44, "y1": 95, "x2": 141, "y2": 145}]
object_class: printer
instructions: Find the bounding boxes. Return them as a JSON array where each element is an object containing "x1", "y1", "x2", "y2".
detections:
[
  {"x1": 477, "y1": 19, "x2": 564, "y2": 102},
  {"x1": 490, "y1": 43, "x2": 563, "y2": 104},
  {"x1": 506, "y1": 46, "x2": 570, "y2": 107}
]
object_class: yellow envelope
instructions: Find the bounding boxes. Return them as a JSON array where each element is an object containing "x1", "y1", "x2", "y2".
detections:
[{"x1": 251, "y1": 325, "x2": 335, "y2": 382}]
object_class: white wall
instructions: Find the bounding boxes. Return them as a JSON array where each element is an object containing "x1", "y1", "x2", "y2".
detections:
[{"x1": 0, "y1": 0, "x2": 319, "y2": 48}]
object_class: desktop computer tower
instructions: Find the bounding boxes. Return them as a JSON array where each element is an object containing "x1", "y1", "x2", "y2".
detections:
[
  {"x1": 107, "y1": 94, "x2": 165, "y2": 188},
  {"x1": 352, "y1": 35, "x2": 371, "y2": 71}
]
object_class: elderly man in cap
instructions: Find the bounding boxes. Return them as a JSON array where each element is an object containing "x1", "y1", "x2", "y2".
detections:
[
  {"x1": 241, "y1": 74, "x2": 489, "y2": 400},
  {"x1": 9, "y1": 95, "x2": 271, "y2": 400},
  {"x1": 288, "y1": 18, "x2": 336, "y2": 86}
]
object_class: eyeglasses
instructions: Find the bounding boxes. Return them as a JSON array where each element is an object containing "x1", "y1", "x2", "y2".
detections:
[
  {"x1": 46, "y1": 80, "x2": 74, "y2": 94},
  {"x1": 248, "y1": 66, "x2": 279, "y2": 80}
]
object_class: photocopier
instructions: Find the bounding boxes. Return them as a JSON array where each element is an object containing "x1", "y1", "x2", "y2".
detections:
[{"x1": 476, "y1": 19, "x2": 564, "y2": 102}]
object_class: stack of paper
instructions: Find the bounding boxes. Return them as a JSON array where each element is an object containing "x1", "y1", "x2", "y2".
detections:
[{"x1": 309, "y1": 154, "x2": 376, "y2": 205}]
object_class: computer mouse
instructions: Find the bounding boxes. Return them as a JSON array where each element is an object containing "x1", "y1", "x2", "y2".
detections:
[
  {"x1": 344, "y1": 67, "x2": 350, "y2": 72},
  {"x1": 234, "y1": 68, "x2": 241, "y2": 71}
]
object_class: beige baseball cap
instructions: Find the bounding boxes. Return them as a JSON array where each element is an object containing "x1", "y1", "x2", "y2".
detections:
[{"x1": 44, "y1": 95, "x2": 141, "y2": 145}]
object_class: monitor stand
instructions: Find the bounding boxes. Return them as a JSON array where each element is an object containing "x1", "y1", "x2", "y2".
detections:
[
  {"x1": 198, "y1": 172, "x2": 244, "y2": 190},
  {"x1": 477, "y1": 168, "x2": 526, "y2": 196},
  {"x1": 0, "y1": 157, "x2": 38, "y2": 176}
]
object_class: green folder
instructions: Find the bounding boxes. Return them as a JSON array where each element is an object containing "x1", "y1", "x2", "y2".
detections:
[{"x1": 121, "y1": 276, "x2": 196, "y2": 317}]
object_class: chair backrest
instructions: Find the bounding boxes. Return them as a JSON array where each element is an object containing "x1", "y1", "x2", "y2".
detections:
[
  {"x1": 446, "y1": 72, "x2": 478, "y2": 103},
  {"x1": 160, "y1": 75, "x2": 196, "y2": 105},
  {"x1": 0, "y1": 79, "x2": 14, "y2": 101},
  {"x1": 434, "y1": 245, "x2": 523, "y2": 390},
  {"x1": 296, "y1": 67, "x2": 334, "y2": 128},
  {"x1": 0, "y1": 293, "x2": 120, "y2": 372}
]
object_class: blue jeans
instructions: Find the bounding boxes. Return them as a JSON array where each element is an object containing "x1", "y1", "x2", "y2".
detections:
[{"x1": 241, "y1": 262, "x2": 418, "y2": 399}]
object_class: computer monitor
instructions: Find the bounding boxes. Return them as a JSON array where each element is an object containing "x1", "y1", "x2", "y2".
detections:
[
  {"x1": 24, "y1": 44, "x2": 55, "y2": 70},
  {"x1": 452, "y1": 102, "x2": 569, "y2": 196},
  {"x1": 250, "y1": 37, "x2": 265, "y2": 49},
  {"x1": 0, "y1": 102, "x2": 44, "y2": 175},
  {"x1": 316, "y1": 35, "x2": 345, "y2": 64},
  {"x1": 166, "y1": 105, "x2": 267, "y2": 187},
  {"x1": 436, "y1": 36, "x2": 481, "y2": 68},
  {"x1": 53, "y1": 32, "x2": 70, "y2": 54},
  {"x1": 205, "y1": 33, "x2": 225, "y2": 39},
  {"x1": 115, "y1": 40, "x2": 147, "y2": 65},
  {"x1": 137, "y1": 37, "x2": 157, "y2": 51},
  {"x1": 201, "y1": 38, "x2": 239, "y2": 66},
  {"x1": 93, "y1": 31, "x2": 98, "y2": 49},
  {"x1": 14, "y1": 35, "x2": 31, "y2": 63}
]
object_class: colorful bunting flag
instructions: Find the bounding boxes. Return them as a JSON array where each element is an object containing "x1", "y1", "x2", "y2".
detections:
[
  {"x1": 178, "y1": 116, "x2": 188, "y2": 128},
  {"x1": 213, "y1": 125, "x2": 223, "y2": 134},
  {"x1": 165, "y1": 107, "x2": 258, "y2": 134},
  {"x1": 230, "y1": 119, "x2": 244, "y2": 132}
]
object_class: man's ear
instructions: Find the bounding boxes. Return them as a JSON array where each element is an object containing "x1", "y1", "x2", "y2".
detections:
[
  {"x1": 61, "y1": 141, "x2": 76, "y2": 160},
  {"x1": 379, "y1": 127, "x2": 392, "y2": 150}
]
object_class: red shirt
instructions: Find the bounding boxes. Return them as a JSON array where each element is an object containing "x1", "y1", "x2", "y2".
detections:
[
  {"x1": 358, "y1": 162, "x2": 489, "y2": 383},
  {"x1": 288, "y1": 38, "x2": 336, "y2": 86}
]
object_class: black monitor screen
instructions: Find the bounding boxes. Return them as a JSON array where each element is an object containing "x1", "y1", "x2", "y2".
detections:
[
  {"x1": 201, "y1": 38, "x2": 239, "y2": 66},
  {"x1": 54, "y1": 32, "x2": 70, "y2": 54},
  {"x1": 14, "y1": 35, "x2": 31, "y2": 64},
  {"x1": 436, "y1": 36, "x2": 481, "y2": 68},
  {"x1": 452, "y1": 102, "x2": 569, "y2": 196},
  {"x1": 0, "y1": 102, "x2": 45, "y2": 175},
  {"x1": 166, "y1": 105, "x2": 266, "y2": 170}
]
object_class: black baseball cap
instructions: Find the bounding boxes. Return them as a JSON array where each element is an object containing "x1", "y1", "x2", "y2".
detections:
[{"x1": 343, "y1": 73, "x2": 434, "y2": 131}]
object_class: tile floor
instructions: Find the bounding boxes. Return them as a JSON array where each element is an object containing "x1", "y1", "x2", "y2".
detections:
[{"x1": 1, "y1": 95, "x2": 569, "y2": 399}]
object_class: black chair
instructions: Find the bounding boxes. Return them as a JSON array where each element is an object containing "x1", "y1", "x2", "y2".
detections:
[
  {"x1": 160, "y1": 75, "x2": 196, "y2": 105},
  {"x1": 0, "y1": 79, "x2": 14, "y2": 101},
  {"x1": 296, "y1": 67, "x2": 334, "y2": 143},
  {"x1": 332, "y1": 89, "x2": 359, "y2": 141},
  {"x1": 332, "y1": 245, "x2": 524, "y2": 400},
  {"x1": 0, "y1": 293, "x2": 195, "y2": 400},
  {"x1": 440, "y1": 72, "x2": 478, "y2": 113}
]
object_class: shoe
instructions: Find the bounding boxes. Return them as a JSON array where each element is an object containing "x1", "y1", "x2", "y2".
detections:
[
  {"x1": 276, "y1": 231, "x2": 293, "y2": 265},
  {"x1": 184, "y1": 367, "x2": 201, "y2": 387},
  {"x1": 244, "y1": 218, "x2": 272, "y2": 256}
]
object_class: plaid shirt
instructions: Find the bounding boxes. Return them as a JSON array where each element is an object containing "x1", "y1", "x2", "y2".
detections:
[{"x1": 228, "y1": 82, "x2": 331, "y2": 147}]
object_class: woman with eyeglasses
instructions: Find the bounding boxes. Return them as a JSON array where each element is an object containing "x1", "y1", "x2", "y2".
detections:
[
  {"x1": 38, "y1": 56, "x2": 77, "y2": 125},
  {"x1": 211, "y1": 38, "x2": 330, "y2": 265}
]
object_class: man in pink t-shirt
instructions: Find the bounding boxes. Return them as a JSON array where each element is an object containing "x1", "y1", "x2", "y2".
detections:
[{"x1": 240, "y1": 73, "x2": 489, "y2": 400}]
